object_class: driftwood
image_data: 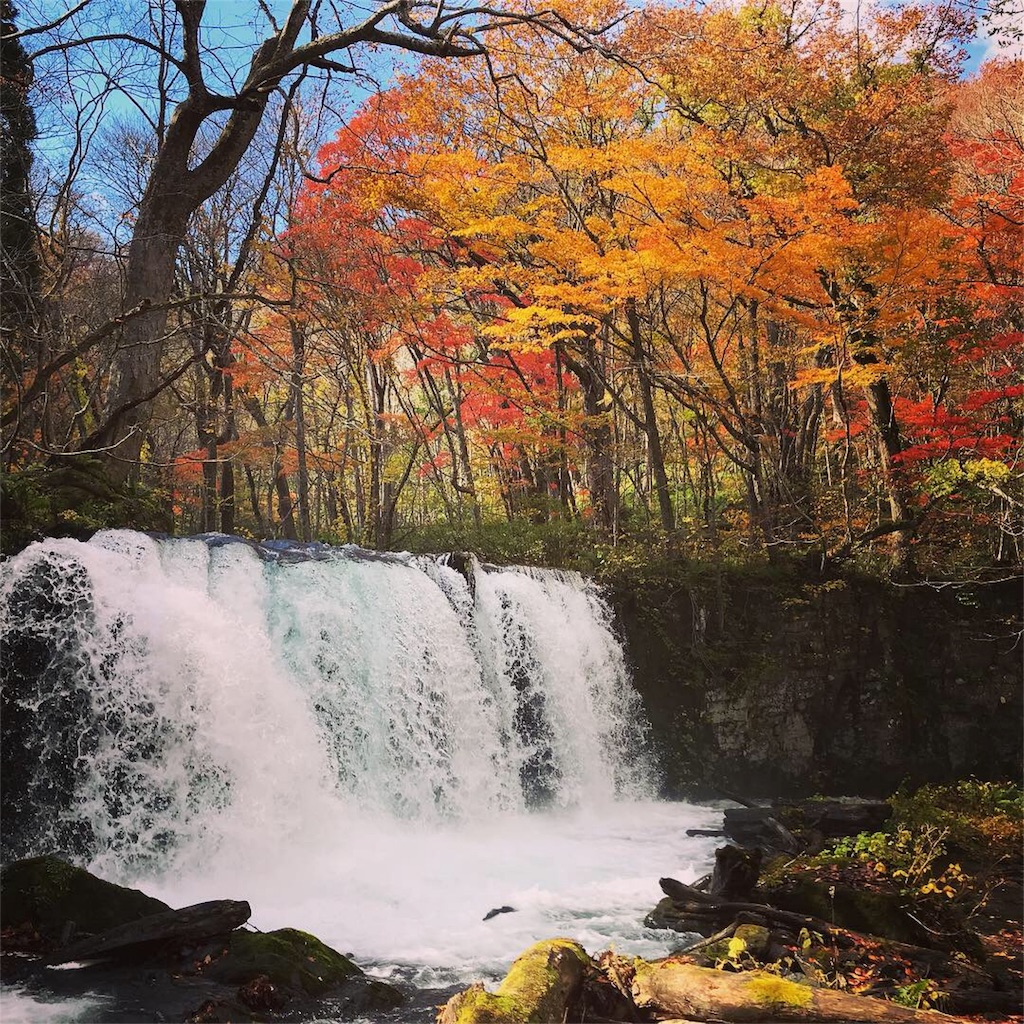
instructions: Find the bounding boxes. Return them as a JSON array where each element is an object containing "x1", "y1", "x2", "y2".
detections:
[
  {"x1": 723, "y1": 801, "x2": 892, "y2": 851},
  {"x1": 723, "y1": 808, "x2": 801, "y2": 852},
  {"x1": 710, "y1": 845, "x2": 762, "y2": 899},
  {"x1": 437, "y1": 938, "x2": 589, "y2": 1024},
  {"x1": 660, "y1": 877, "x2": 718, "y2": 905},
  {"x1": 632, "y1": 959, "x2": 965, "y2": 1022},
  {"x1": 654, "y1": 884, "x2": 956, "y2": 970},
  {"x1": 46, "y1": 900, "x2": 251, "y2": 965}
]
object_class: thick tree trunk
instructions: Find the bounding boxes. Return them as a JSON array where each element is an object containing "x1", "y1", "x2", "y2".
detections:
[
  {"x1": 864, "y1": 375, "x2": 914, "y2": 571},
  {"x1": 90, "y1": 211, "x2": 189, "y2": 481},
  {"x1": 562, "y1": 339, "x2": 619, "y2": 536}
]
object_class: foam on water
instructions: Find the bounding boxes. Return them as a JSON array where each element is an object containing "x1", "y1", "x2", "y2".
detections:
[{"x1": 0, "y1": 988, "x2": 108, "y2": 1024}]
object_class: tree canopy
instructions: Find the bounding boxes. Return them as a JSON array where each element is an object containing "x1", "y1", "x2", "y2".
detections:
[{"x1": 2, "y1": 0, "x2": 1021, "y2": 574}]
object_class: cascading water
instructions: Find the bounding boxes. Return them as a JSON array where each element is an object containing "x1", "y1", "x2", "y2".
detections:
[{"x1": 1, "y1": 529, "x2": 722, "y2": 1013}]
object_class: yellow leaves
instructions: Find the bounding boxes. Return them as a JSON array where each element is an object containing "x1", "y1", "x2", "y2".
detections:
[{"x1": 483, "y1": 306, "x2": 587, "y2": 352}]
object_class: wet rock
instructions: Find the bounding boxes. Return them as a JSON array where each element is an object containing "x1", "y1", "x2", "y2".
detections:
[
  {"x1": 237, "y1": 973, "x2": 287, "y2": 1012},
  {"x1": 483, "y1": 905, "x2": 516, "y2": 921},
  {"x1": 205, "y1": 928, "x2": 404, "y2": 1010},
  {"x1": 0, "y1": 856, "x2": 170, "y2": 947}
]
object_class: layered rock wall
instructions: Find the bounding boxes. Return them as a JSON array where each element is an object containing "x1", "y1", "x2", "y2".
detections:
[{"x1": 608, "y1": 572, "x2": 1022, "y2": 797}]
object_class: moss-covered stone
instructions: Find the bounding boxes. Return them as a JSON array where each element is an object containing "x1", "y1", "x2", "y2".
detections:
[
  {"x1": 0, "y1": 856, "x2": 170, "y2": 941},
  {"x1": 438, "y1": 939, "x2": 590, "y2": 1024},
  {"x1": 205, "y1": 927, "x2": 401, "y2": 1008},
  {"x1": 704, "y1": 925, "x2": 774, "y2": 962},
  {"x1": 767, "y1": 876, "x2": 923, "y2": 944}
]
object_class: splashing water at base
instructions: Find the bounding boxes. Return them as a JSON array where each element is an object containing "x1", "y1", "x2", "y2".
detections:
[
  {"x1": 1, "y1": 531, "x2": 721, "y2": 1012},
  {"x1": 143, "y1": 799, "x2": 722, "y2": 989}
]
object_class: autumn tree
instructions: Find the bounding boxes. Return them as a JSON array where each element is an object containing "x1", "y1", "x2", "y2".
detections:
[{"x1": 1, "y1": 0, "x2": 612, "y2": 490}]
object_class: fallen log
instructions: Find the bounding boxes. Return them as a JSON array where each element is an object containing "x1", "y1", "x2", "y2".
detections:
[
  {"x1": 722, "y1": 801, "x2": 893, "y2": 851},
  {"x1": 940, "y1": 987, "x2": 1024, "y2": 1016},
  {"x1": 723, "y1": 808, "x2": 801, "y2": 852},
  {"x1": 436, "y1": 938, "x2": 589, "y2": 1024},
  {"x1": 46, "y1": 900, "x2": 252, "y2": 965},
  {"x1": 785, "y1": 800, "x2": 892, "y2": 838},
  {"x1": 654, "y1": 884, "x2": 942, "y2": 957},
  {"x1": 660, "y1": 877, "x2": 718, "y2": 905},
  {"x1": 632, "y1": 959, "x2": 966, "y2": 1022}
]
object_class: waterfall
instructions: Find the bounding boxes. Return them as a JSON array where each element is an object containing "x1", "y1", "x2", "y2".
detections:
[{"x1": 1, "y1": 530, "x2": 658, "y2": 878}]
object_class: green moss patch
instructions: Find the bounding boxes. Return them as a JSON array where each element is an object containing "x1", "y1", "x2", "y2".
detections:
[
  {"x1": 745, "y1": 973, "x2": 814, "y2": 1009},
  {"x1": 0, "y1": 856, "x2": 170, "y2": 940},
  {"x1": 207, "y1": 928, "x2": 363, "y2": 996}
]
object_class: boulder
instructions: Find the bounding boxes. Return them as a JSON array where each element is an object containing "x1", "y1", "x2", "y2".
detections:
[
  {"x1": 437, "y1": 938, "x2": 590, "y2": 1024},
  {"x1": 0, "y1": 855, "x2": 170, "y2": 945},
  {"x1": 204, "y1": 927, "x2": 403, "y2": 1009},
  {"x1": 764, "y1": 876, "x2": 926, "y2": 945}
]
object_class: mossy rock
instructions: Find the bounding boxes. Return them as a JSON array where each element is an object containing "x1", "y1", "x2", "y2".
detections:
[
  {"x1": 439, "y1": 938, "x2": 590, "y2": 1024},
  {"x1": 0, "y1": 856, "x2": 170, "y2": 941},
  {"x1": 766, "y1": 876, "x2": 923, "y2": 944},
  {"x1": 206, "y1": 927, "x2": 401, "y2": 1008},
  {"x1": 699, "y1": 923, "x2": 773, "y2": 964}
]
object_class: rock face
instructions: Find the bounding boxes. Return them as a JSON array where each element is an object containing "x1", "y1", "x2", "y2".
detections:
[{"x1": 608, "y1": 571, "x2": 1022, "y2": 797}]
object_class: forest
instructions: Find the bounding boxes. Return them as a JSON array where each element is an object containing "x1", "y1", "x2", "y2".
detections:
[{"x1": 2, "y1": 0, "x2": 1021, "y2": 575}]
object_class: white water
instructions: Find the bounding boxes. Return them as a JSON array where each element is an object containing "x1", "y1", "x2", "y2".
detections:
[
  {"x1": 0, "y1": 988, "x2": 109, "y2": 1024},
  {"x1": 1, "y1": 530, "x2": 721, "y2": 1013}
]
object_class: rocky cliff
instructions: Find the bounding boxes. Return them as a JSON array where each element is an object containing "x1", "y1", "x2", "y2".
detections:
[{"x1": 608, "y1": 570, "x2": 1022, "y2": 798}]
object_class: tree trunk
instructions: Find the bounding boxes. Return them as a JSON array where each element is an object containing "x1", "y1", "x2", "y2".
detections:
[
  {"x1": 625, "y1": 299, "x2": 674, "y2": 533},
  {"x1": 291, "y1": 323, "x2": 311, "y2": 541},
  {"x1": 864, "y1": 375, "x2": 914, "y2": 572},
  {"x1": 561, "y1": 338, "x2": 619, "y2": 536},
  {"x1": 90, "y1": 209, "x2": 190, "y2": 481},
  {"x1": 48, "y1": 900, "x2": 251, "y2": 965}
]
